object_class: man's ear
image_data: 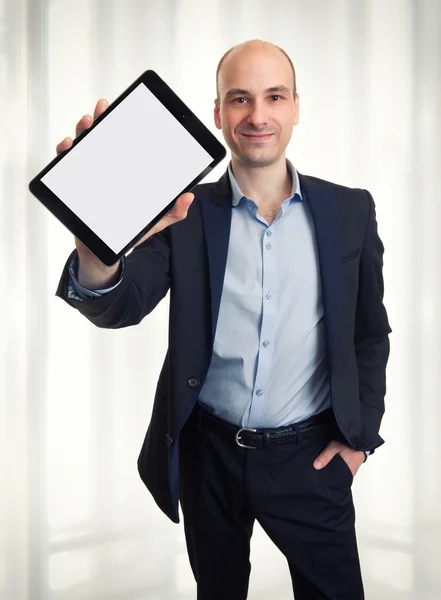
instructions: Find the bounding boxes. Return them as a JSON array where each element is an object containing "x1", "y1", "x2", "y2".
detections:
[
  {"x1": 214, "y1": 99, "x2": 221, "y2": 130},
  {"x1": 293, "y1": 93, "x2": 300, "y2": 126}
]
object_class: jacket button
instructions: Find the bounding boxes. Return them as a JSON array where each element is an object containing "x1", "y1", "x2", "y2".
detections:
[
  {"x1": 187, "y1": 376, "x2": 200, "y2": 388},
  {"x1": 165, "y1": 434, "x2": 173, "y2": 447}
]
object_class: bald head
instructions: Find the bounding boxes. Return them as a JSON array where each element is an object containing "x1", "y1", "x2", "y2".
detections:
[{"x1": 216, "y1": 40, "x2": 296, "y2": 101}]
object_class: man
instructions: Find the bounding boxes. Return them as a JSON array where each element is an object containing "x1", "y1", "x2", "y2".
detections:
[{"x1": 56, "y1": 40, "x2": 391, "y2": 599}]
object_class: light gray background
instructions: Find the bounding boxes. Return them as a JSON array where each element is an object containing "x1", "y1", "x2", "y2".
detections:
[{"x1": 1, "y1": 0, "x2": 440, "y2": 599}]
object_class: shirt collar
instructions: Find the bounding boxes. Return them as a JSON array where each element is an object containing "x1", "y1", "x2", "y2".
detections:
[{"x1": 227, "y1": 159, "x2": 302, "y2": 207}]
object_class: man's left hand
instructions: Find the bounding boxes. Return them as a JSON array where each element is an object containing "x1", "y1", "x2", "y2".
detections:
[{"x1": 313, "y1": 440, "x2": 365, "y2": 477}]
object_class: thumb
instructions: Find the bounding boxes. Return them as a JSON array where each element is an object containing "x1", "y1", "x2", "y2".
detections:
[
  {"x1": 313, "y1": 443, "x2": 340, "y2": 470},
  {"x1": 180, "y1": 191, "x2": 195, "y2": 209}
]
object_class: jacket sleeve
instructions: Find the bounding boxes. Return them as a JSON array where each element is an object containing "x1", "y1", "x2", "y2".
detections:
[
  {"x1": 55, "y1": 228, "x2": 171, "y2": 329},
  {"x1": 354, "y1": 190, "x2": 392, "y2": 452}
]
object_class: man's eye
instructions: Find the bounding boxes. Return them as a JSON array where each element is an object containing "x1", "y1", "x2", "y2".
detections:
[
  {"x1": 270, "y1": 95, "x2": 282, "y2": 101},
  {"x1": 233, "y1": 97, "x2": 248, "y2": 104}
]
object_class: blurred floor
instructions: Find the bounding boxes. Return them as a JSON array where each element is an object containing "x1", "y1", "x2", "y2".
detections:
[{"x1": 43, "y1": 520, "x2": 441, "y2": 599}]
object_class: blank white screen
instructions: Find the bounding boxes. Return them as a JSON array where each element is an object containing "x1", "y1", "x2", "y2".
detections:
[{"x1": 42, "y1": 83, "x2": 213, "y2": 253}]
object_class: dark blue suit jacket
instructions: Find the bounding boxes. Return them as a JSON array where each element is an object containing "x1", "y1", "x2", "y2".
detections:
[{"x1": 57, "y1": 170, "x2": 391, "y2": 523}]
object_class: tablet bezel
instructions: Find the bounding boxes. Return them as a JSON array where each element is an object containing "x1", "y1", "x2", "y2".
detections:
[{"x1": 28, "y1": 70, "x2": 226, "y2": 266}]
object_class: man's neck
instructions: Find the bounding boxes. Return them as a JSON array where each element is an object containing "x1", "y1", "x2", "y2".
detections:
[{"x1": 230, "y1": 155, "x2": 292, "y2": 206}]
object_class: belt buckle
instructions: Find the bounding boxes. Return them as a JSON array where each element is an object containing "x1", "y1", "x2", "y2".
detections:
[{"x1": 235, "y1": 427, "x2": 257, "y2": 449}]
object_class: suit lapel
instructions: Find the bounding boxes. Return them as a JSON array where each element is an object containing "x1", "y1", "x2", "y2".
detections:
[
  {"x1": 299, "y1": 174, "x2": 342, "y2": 370},
  {"x1": 201, "y1": 170, "x2": 233, "y2": 343}
]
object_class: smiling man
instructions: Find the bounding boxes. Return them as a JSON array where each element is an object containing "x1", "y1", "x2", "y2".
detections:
[{"x1": 57, "y1": 39, "x2": 391, "y2": 600}]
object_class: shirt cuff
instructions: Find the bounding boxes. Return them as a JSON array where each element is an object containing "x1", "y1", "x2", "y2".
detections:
[
  {"x1": 67, "y1": 251, "x2": 125, "y2": 301},
  {"x1": 363, "y1": 450, "x2": 371, "y2": 462}
]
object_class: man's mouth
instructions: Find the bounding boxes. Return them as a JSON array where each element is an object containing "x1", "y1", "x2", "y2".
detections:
[{"x1": 240, "y1": 133, "x2": 274, "y2": 142}]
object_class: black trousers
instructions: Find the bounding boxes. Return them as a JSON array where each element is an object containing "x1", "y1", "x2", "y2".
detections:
[{"x1": 179, "y1": 405, "x2": 364, "y2": 600}]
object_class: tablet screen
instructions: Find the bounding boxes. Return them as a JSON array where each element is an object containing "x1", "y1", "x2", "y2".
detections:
[{"x1": 41, "y1": 82, "x2": 213, "y2": 254}]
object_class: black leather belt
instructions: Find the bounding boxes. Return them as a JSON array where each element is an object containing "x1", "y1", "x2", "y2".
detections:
[{"x1": 199, "y1": 406, "x2": 336, "y2": 449}]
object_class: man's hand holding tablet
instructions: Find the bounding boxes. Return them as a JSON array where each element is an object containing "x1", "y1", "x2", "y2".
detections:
[
  {"x1": 29, "y1": 70, "x2": 226, "y2": 273},
  {"x1": 55, "y1": 97, "x2": 195, "y2": 290}
]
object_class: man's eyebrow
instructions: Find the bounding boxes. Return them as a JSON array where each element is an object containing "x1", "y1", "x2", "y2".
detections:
[
  {"x1": 225, "y1": 88, "x2": 250, "y2": 98},
  {"x1": 225, "y1": 85, "x2": 291, "y2": 98},
  {"x1": 266, "y1": 85, "x2": 291, "y2": 94}
]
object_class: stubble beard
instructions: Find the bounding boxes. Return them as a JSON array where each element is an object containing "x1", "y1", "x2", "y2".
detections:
[{"x1": 236, "y1": 144, "x2": 283, "y2": 168}]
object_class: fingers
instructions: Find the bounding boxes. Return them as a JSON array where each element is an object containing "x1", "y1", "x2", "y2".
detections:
[
  {"x1": 313, "y1": 440, "x2": 344, "y2": 470},
  {"x1": 76, "y1": 98, "x2": 109, "y2": 137},
  {"x1": 93, "y1": 97, "x2": 109, "y2": 120},
  {"x1": 56, "y1": 98, "x2": 109, "y2": 155},
  {"x1": 75, "y1": 114, "x2": 93, "y2": 138},
  {"x1": 313, "y1": 440, "x2": 365, "y2": 478},
  {"x1": 56, "y1": 137, "x2": 72, "y2": 156}
]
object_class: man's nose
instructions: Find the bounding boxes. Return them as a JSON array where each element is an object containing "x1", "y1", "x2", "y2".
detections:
[{"x1": 246, "y1": 101, "x2": 268, "y2": 129}]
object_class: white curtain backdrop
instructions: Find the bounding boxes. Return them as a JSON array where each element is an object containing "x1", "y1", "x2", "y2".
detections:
[{"x1": 1, "y1": 0, "x2": 440, "y2": 598}]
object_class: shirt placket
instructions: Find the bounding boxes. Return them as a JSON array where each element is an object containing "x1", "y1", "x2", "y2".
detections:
[{"x1": 244, "y1": 222, "x2": 278, "y2": 428}]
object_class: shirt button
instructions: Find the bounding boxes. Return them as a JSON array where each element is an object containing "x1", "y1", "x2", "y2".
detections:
[
  {"x1": 263, "y1": 340, "x2": 270, "y2": 348},
  {"x1": 165, "y1": 434, "x2": 173, "y2": 447},
  {"x1": 266, "y1": 291, "x2": 273, "y2": 299},
  {"x1": 266, "y1": 243, "x2": 272, "y2": 250},
  {"x1": 266, "y1": 230, "x2": 272, "y2": 237},
  {"x1": 256, "y1": 389, "x2": 264, "y2": 396}
]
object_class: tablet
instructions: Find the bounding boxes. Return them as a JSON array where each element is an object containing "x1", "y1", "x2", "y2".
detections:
[{"x1": 28, "y1": 70, "x2": 226, "y2": 265}]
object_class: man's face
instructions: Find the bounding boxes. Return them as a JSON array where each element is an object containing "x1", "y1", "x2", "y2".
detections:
[{"x1": 214, "y1": 46, "x2": 299, "y2": 168}]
